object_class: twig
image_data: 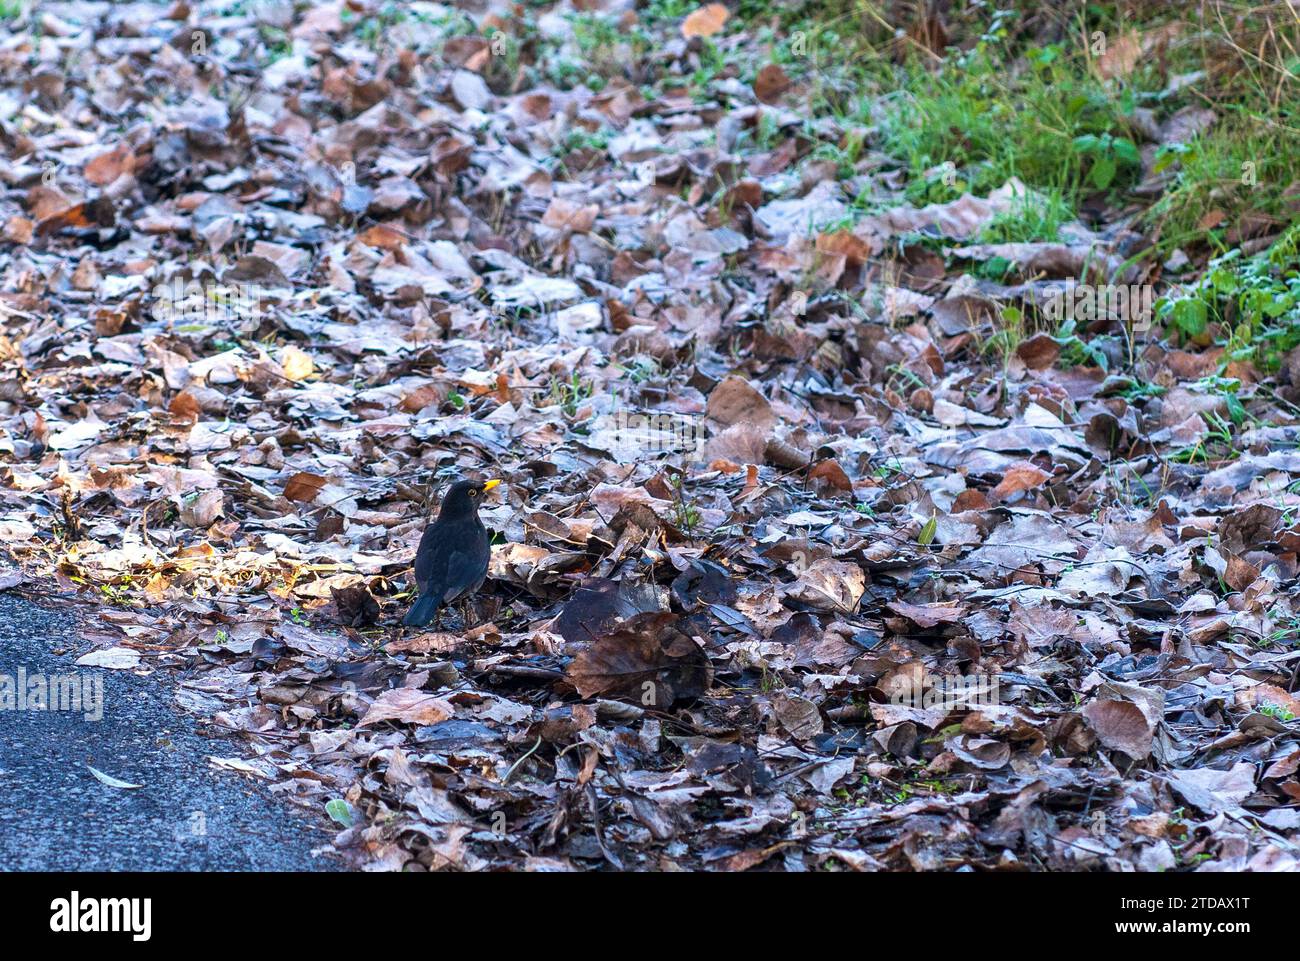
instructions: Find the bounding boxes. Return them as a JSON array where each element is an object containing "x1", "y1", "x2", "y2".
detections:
[{"x1": 502, "y1": 736, "x2": 543, "y2": 785}]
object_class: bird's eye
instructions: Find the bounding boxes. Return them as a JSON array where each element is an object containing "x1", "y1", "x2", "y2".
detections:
[{"x1": 469, "y1": 488, "x2": 479, "y2": 496}]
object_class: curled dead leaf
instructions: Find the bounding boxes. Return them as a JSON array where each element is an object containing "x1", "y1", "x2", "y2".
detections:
[
  {"x1": 784, "y1": 558, "x2": 865, "y2": 613},
  {"x1": 567, "y1": 612, "x2": 712, "y2": 707},
  {"x1": 358, "y1": 688, "x2": 455, "y2": 727}
]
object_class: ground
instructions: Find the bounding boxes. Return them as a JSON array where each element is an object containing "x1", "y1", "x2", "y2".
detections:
[
  {"x1": 0, "y1": 593, "x2": 335, "y2": 870},
  {"x1": 1, "y1": 0, "x2": 1299, "y2": 872}
]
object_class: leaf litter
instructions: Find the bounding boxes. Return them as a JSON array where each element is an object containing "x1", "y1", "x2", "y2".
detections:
[{"x1": 0, "y1": 1, "x2": 1298, "y2": 872}]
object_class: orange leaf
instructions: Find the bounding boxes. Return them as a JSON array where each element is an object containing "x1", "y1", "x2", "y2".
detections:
[
  {"x1": 398, "y1": 384, "x2": 444, "y2": 413},
  {"x1": 682, "y1": 3, "x2": 728, "y2": 38},
  {"x1": 815, "y1": 230, "x2": 874, "y2": 268},
  {"x1": 168, "y1": 391, "x2": 201, "y2": 424},
  {"x1": 809, "y1": 458, "x2": 852, "y2": 492},
  {"x1": 952, "y1": 489, "x2": 990, "y2": 512},
  {"x1": 1197, "y1": 209, "x2": 1227, "y2": 231},
  {"x1": 357, "y1": 223, "x2": 408, "y2": 250},
  {"x1": 84, "y1": 143, "x2": 135, "y2": 186},
  {"x1": 990, "y1": 462, "x2": 1052, "y2": 501},
  {"x1": 35, "y1": 197, "x2": 115, "y2": 237},
  {"x1": 283, "y1": 471, "x2": 328, "y2": 504}
]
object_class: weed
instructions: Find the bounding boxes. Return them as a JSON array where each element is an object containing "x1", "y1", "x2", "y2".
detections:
[
  {"x1": 1258, "y1": 702, "x2": 1296, "y2": 722},
  {"x1": 544, "y1": 372, "x2": 594, "y2": 417}
]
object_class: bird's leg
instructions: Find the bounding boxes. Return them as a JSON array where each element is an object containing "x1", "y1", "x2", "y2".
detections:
[{"x1": 460, "y1": 598, "x2": 477, "y2": 632}]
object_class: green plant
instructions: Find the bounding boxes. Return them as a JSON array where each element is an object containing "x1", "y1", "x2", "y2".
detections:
[
  {"x1": 1258, "y1": 701, "x2": 1296, "y2": 722},
  {"x1": 1266, "y1": 612, "x2": 1300, "y2": 646},
  {"x1": 983, "y1": 304, "x2": 1025, "y2": 367},
  {"x1": 1170, "y1": 409, "x2": 1236, "y2": 465},
  {"x1": 1072, "y1": 132, "x2": 1141, "y2": 190},
  {"x1": 553, "y1": 127, "x2": 611, "y2": 156},
  {"x1": 325, "y1": 799, "x2": 355, "y2": 827},
  {"x1": 642, "y1": 0, "x2": 692, "y2": 27},
  {"x1": 544, "y1": 372, "x2": 593, "y2": 417},
  {"x1": 1055, "y1": 318, "x2": 1112, "y2": 370},
  {"x1": 618, "y1": 358, "x2": 662, "y2": 384},
  {"x1": 259, "y1": 25, "x2": 291, "y2": 62},
  {"x1": 668, "y1": 472, "x2": 701, "y2": 534},
  {"x1": 1158, "y1": 227, "x2": 1300, "y2": 369},
  {"x1": 877, "y1": 34, "x2": 1139, "y2": 209}
]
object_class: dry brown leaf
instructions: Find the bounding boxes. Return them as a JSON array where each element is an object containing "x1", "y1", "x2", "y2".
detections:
[
  {"x1": 706, "y1": 375, "x2": 775, "y2": 431},
  {"x1": 785, "y1": 559, "x2": 865, "y2": 613},
  {"x1": 753, "y1": 64, "x2": 792, "y2": 104},
  {"x1": 358, "y1": 689, "x2": 455, "y2": 727},
  {"x1": 84, "y1": 143, "x2": 135, "y2": 186},
  {"x1": 283, "y1": 471, "x2": 328, "y2": 504},
  {"x1": 681, "y1": 3, "x2": 728, "y2": 38},
  {"x1": 357, "y1": 224, "x2": 408, "y2": 250},
  {"x1": 567, "y1": 612, "x2": 712, "y2": 707}
]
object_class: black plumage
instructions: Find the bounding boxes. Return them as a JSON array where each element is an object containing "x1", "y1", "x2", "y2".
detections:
[{"x1": 403, "y1": 479, "x2": 497, "y2": 628}]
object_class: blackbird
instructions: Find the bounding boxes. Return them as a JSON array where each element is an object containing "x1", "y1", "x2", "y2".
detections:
[{"x1": 403, "y1": 479, "x2": 499, "y2": 628}]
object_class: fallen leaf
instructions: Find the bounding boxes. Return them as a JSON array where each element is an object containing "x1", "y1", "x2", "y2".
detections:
[
  {"x1": 682, "y1": 3, "x2": 728, "y2": 39},
  {"x1": 87, "y1": 765, "x2": 143, "y2": 790},
  {"x1": 358, "y1": 689, "x2": 455, "y2": 727},
  {"x1": 75, "y1": 648, "x2": 141, "y2": 669},
  {"x1": 567, "y1": 612, "x2": 712, "y2": 707}
]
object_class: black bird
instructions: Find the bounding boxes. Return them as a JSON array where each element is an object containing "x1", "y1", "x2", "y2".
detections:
[{"x1": 403, "y1": 479, "x2": 499, "y2": 628}]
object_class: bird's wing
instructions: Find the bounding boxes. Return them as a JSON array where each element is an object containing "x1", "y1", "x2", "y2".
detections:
[
  {"x1": 436, "y1": 546, "x2": 486, "y2": 605},
  {"x1": 414, "y1": 522, "x2": 488, "y2": 604},
  {"x1": 412, "y1": 525, "x2": 441, "y2": 593}
]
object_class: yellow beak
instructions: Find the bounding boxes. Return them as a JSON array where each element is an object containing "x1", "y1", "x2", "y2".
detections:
[{"x1": 482, "y1": 479, "x2": 501, "y2": 491}]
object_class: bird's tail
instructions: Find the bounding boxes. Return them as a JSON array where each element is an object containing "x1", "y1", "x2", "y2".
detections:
[{"x1": 403, "y1": 593, "x2": 439, "y2": 627}]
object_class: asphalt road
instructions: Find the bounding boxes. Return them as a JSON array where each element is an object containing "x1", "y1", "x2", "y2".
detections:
[{"x1": 0, "y1": 593, "x2": 338, "y2": 871}]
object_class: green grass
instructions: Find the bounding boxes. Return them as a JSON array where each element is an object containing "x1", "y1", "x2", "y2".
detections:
[
  {"x1": 718, "y1": 3, "x2": 1154, "y2": 245},
  {"x1": 1145, "y1": 113, "x2": 1300, "y2": 254},
  {"x1": 738, "y1": 0, "x2": 1300, "y2": 265},
  {"x1": 543, "y1": 372, "x2": 594, "y2": 418},
  {"x1": 1135, "y1": 0, "x2": 1300, "y2": 253},
  {"x1": 978, "y1": 188, "x2": 1076, "y2": 244},
  {"x1": 1157, "y1": 225, "x2": 1300, "y2": 371},
  {"x1": 875, "y1": 40, "x2": 1144, "y2": 212},
  {"x1": 642, "y1": 0, "x2": 694, "y2": 27}
]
